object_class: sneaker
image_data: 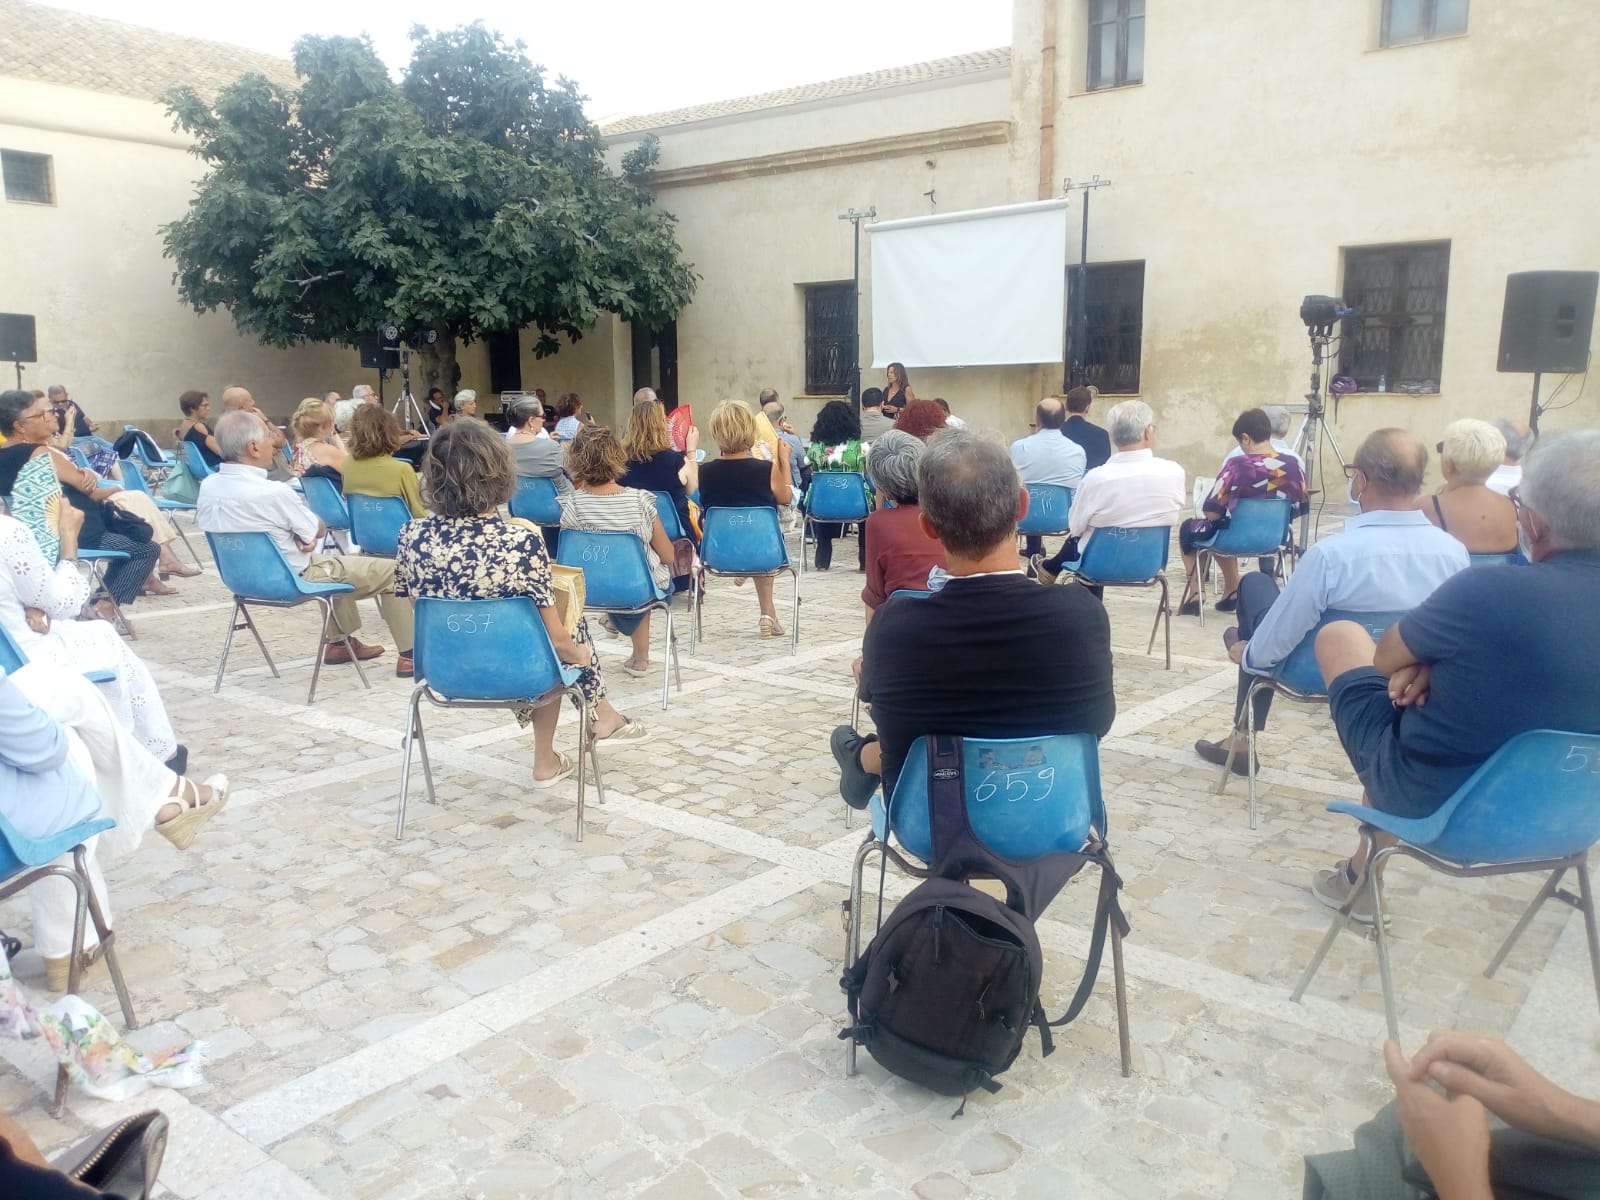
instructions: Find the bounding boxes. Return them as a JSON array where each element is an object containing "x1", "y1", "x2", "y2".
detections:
[
  {"x1": 1193, "y1": 737, "x2": 1255, "y2": 776},
  {"x1": 1029, "y1": 554, "x2": 1058, "y2": 586},
  {"x1": 1311, "y1": 858, "x2": 1380, "y2": 926},
  {"x1": 831, "y1": 725, "x2": 879, "y2": 811}
]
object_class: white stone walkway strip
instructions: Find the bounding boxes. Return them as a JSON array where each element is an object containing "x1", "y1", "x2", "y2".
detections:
[
  {"x1": 1108, "y1": 664, "x2": 1240, "y2": 737},
  {"x1": 221, "y1": 864, "x2": 815, "y2": 1146}
]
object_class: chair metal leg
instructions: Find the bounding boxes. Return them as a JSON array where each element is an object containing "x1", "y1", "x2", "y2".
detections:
[
  {"x1": 1197, "y1": 552, "x2": 1208, "y2": 629},
  {"x1": 76, "y1": 846, "x2": 135, "y2": 1030},
  {"x1": 1292, "y1": 828, "x2": 1375, "y2": 1005},
  {"x1": 1213, "y1": 691, "x2": 1250, "y2": 796},
  {"x1": 1484, "y1": 866, "x2": 1566, "y2": 979},
  {"x1": 584, "y1": 694, "x2": 608, "y2": 810},
  {"x1": 52, "y1": 865, "x2": 91, "y2": 1117},
  {"x1": 1368, "y1": 846, "x2": 1402, "y2": 1040},
  {"x1": 1246, "y1": 690, "x2": 1261, "y2": 831},
  {"x1": 1111, "y1": 917, "x2": 1132, "y2": 1078},
  {"x1": 660, "y1": 605, "x2": 674, "y2": 712},
  {"x1": 789, "y1": 567, "x2": 800, "y2": 655},
  {"x1": 238, "y1": 604, "x2": 279, "y2": 677},
  {"x1": 1145, "y1": 576, "x2": 1171, "y2": 669},
  {"x1": 396, "y1": 688, "x2": 426, "y2": 838},
  {"x1": 575, "y1": 693, "x2": 589, "y2": 843},
  {"x1": 311, "y1": 597, "x2": 370, "y2": 705},
  {"x1": 843, "y1": 834, "x2": 882, "y2": 1077},
  {"x1": 688, "y1": 575, "x2": 702, "y2": 657},
  {"x1": 170, "y1": 519, "x2": 202, "y2": 569},
  {"x1": 213, "y1": 601, "x2": 242, "y2": 693},
  {"x1": 1577, "y1": 859, "x2": 1600, "y2": 1018}
]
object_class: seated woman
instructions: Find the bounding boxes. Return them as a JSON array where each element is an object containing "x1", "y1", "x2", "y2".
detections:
[
  {"x1": 891, "y1": 398, "x2": 950, "y2": 442},
  {"x1": 505, "y1": 394, "x2": 571, "y2": 490},
  {"x1": 554, "y1": 393, "x2": 586, "y2": 442},
  {"x1": 2, "y1": 665, "x2": 226, "y2": 989},
  {"x1": 288, "y1": 396, "x2": 348, "y2": 481},
  {"x1": 861, "y1": 430, "x2": 946, "y2": 618},
  {"x1": 453, "y1": 390, "x2": 479, "y2": 419},
  {"x1": 697, "y1": 399, "x2": 794, "y2": 639},
  {"x1": 1177, "y1": 407, "x2": 1307, "y2": 615},
  {"x1": 619, "y1": 392, "x2": 697, "y2": 550},
  {"x1": 804, "y1": 399, "x2": 866, "y2": 572},
  {"x1": 176, "y1": 389, "x2": 222, "y2": 470},
  {"x1": 342, "y1": 406, "x2": 427, "y2": 518},
  {"x1": 0, "y1": 391, "x2": 159, "y2": 621},
  {"x1": 1423, "y1": 418, "x2": 1519, "y2": 555},
  {"x1": 394, "y1": 420, "x2": 647, "y2": 788},
  {"x1": 560, "y1": 427, "x2": 678, "y2": 677}
]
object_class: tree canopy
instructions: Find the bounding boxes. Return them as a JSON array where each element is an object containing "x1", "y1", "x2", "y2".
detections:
[{"x1": 162, "y1": 23, "x2": 697, "y2": 371}]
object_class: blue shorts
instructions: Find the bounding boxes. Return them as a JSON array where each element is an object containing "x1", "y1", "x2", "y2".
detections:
[{"x1": 1328, "y1": 667, "x2": 1468, "y2": 819}]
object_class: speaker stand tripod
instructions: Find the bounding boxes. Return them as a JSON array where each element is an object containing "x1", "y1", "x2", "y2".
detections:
[
  {"x1": 9, "y1": 357, "x2": 22, "y2": 389},
  {"x1": 390, "y1": 351, "x2": 432, "y2": 435},
  {"x1": 1291, "y1": 332, "x2": 1351, "y2": 550}
]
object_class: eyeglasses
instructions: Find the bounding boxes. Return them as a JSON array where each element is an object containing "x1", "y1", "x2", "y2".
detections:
[
  {"x1": 1342, "y1": 464, "x2": 1360, "y2": 480},
  {"x1": 20, "y1": 408, "x2": 55, "y2": 423}
]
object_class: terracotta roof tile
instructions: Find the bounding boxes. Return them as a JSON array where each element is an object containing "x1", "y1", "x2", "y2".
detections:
[
  {"x1": 600, "y1": 47, "x2": 1010, "y2": 136},
  {"x1": 0, "y1": 0, "x2": 299, "y2": 103}
]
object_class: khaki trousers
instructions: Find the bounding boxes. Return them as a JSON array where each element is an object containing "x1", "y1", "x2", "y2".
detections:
[{"x1": 302, "y1": 554, "x2": 414, "y2": 651}]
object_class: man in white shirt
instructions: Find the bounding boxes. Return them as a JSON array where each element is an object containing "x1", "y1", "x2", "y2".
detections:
[
  {"x1": 1485, "y1": 417, "x2": 1533, "y2": 496},
  {"x1": 198, "y1": 411, "x2": 415, "y2": 676},
  {"x1": 1032, "y1": 399, "x2": 1185, "y2": 588},
  {"x1": 1010, "y1": 396, "x2": 1087, "y2": 559}
]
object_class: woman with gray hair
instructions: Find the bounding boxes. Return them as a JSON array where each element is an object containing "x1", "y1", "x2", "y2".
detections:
[
  {"x1": 860, "y1": 429, "x2": 947, "y2": 615},
  {"x1": 1422, "y1": 418, "x2": 1518, "y2": 555}
]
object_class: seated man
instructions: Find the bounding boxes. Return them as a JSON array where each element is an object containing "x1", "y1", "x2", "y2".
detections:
[
  {"x1": 1309, "y1": 429, "x2": 1600, "y2": 920},
  {"x1": 1485, "y1": 416, "x2": 1534, "y2": 496},
  {"x1": 831, "y1": 429, "x2": 1116, "y2": 808},
  {"x1": 1193, "y1": 429, "x2": 1467, "y2": 776},
  {"x1": 1062, "y1": 386, "x2": 1111, "y2": 471},
  {"x1": 1010, "y1": 396, "x2": 1087, "y2": 562},
  {"x1": 197, "y1": 410, "x2": 415, "y2": 676},
  {"x1": 1032, "y1": 399, "x2": 1186, "y2": 590}
]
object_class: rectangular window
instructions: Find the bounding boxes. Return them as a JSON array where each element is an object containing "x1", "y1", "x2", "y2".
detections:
[
  {"x1": 1382, "y1": 0, "x2": 1468, "y2": 46},
  {"x1": 2, "y1": 150, "x2": 53, "y2": 204},
  {"x1": 804, "y1": 282, "x2": 856, "y2": 395},
  {"x1": 1339, "y1": 241, "x2": 1450, "y2": 392},
  {"x1": 1086, "y1": 0, "x2": 1144, "y2": 91},
  {"x1": 487, "y1": 330, "x2": 522, "y2": 394},
  {"x1": 1069, "y1": 261, "x2": 1144, "y2": 394}
]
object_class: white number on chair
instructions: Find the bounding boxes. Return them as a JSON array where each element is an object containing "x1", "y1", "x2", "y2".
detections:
[
  {"x1": 973, "y1": 768, "x2": 1057, "y2": 804},
  {"x1": 445, "y1": 613, "x2": 492, "y2": 635},
  {"x1": 1560, "y1": 744, "x2": 1596, "y2": 774},
  {"x1": 581, "y1": 545, "x2": 609, "y2": 563}
]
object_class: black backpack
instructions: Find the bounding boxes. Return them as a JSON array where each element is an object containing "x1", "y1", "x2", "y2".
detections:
[{"x1": 839, "y1": 735, "x2": 1128, "y2": 1108}]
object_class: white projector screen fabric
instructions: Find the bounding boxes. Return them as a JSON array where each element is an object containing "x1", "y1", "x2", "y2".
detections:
[{"x1": 869, "y1": 199, "x2": 1069, "y2": 369}]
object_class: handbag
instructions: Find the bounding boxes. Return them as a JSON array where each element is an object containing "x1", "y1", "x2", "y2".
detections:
[
  {"x1": 550, "y1": 564, "x2": 585, "y2": 634},
  {"x1": 160, "y1": 460, "x2": 199, "y2": 505},
  {"x1": 101, "y1": 500, "x2": 154, "y2": 543},
  {"x1": 52, "y1": 1109, "x2": 168, "y2": 1199}
]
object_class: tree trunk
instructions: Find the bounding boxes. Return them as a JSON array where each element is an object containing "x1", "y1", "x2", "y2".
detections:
[{"x1": 415, "y1": 325, "x2": 460, "y2": 404}]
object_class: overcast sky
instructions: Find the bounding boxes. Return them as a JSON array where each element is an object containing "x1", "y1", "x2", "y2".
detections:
[{"x1": 45, "y1": 1, "x2": 1012, "y2": 119}]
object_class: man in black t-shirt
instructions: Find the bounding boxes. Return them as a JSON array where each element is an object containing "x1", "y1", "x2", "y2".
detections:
[{"x1": 832, "y1": 429, "x2": 1116, "y2": 808}]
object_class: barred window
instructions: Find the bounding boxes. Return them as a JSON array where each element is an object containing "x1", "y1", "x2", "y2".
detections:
[
  {"x1": 2, "y1": 150, "x2": 53, "y2": 204},
  {"x1": 1339, "y1": 242, "x2": 1450, "y2": 392},
  {"x1": 1382, "y1": 0, "x2": 1469, "y2": 46},
  {"x1": 1087, "y1": 0, "x2": 1145, "y2": 91},
  {"x1": 1070, "y1": 261, "x2": 1144, "y2": 395},
  {"x1": 804, "y1": 282, "x2": 855, "y2": 395}
]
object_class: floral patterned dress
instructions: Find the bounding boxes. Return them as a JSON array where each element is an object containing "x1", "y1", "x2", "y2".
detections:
[{"x1": 393, "y1": 513, "x2": 607, "y2": 723}]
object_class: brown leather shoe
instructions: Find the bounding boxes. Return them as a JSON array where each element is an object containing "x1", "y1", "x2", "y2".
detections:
[
  {"x1": 324, "y1": 638, "x2": 385, "y2": 665},
  {"x1": 395, "y1": 652, "x2": 414, "y2": 678}
]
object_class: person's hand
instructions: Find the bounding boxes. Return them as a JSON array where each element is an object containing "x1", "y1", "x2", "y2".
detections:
[
  {"x1": 1227, "y1": 638, "x2": 1247, "y2": 665},
  {"x1": 56, "y1": 497, "x2": 84, "y2": 543},
  {"x1": 1407, "y1": 1032, "x2": 1573, "y2": 1144},
  {"x1": 685, "y1": 425, "x2": 700, "y2": 452},
  {"x1": 1385, "y1": 1039, "x2": 1494, "y2": 1200},
  {"x1": 1388, "y1": 662, "x2": 1432, "y2": 707},
  {"x1": 777, "y1": 439, "x2": 792, "y2": 463},
  {"x1": 557, "y1": 638, "x2": 590, "y2": 667},
  {"x1": 24, "y1": 607, "x2": 49, "y2": 635},
  {"x1": 398, "y1": 430, "x2": 423, "y2": 443}
]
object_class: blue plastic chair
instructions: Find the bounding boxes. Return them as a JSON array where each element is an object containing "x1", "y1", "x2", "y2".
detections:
[
  {"x1": 205, "y1": 531, "x2": 368, "y2": 704},
  {"x1": 0, "y1": 623, "x2": 115, "y2": 685},
  {"x1": 557, "y1": 529, "x2": 682, "y2": 711},
  {"x1": 122, "y1": 426, "x2": 175, "y2": 469},
  {"x1": 1017, "y1": 483, "x2": 1075, "y2": 537},
  {"x1": 398, "y1": 597, "x2": 603, "y2": 841},
  {"x1": 691, "y1": 506, "x2": 799, "y2": 655},
  {"x1": 0, "y1": 807, "x2": 136, "y2": 1115},
  {"x1": 1469, "y1": 551, "x2": 1523, "y2": 568},
  {"x1": 118, "y1": 458, "x2": 202, "y2": 568},
  {"x1": 801, "y1": 472, "x2": 870, "y2": 575},
  {"x1": 1213, "y1": 608, "x2": 1406, "y2": 829},
  {"x1": 1060, "y1": 525, "x2": 1176, "y2": 670},
  {"x1": 67, "y1": 445, "x2": 91, "y2": 470},
  {"x1": 509, "y1": 475, "x2": 563, "y2": 526},
  {"x1": 1293, "y1": 729, "x2": 1600, "y2": 1037},
  {"x1": 651, "y1": 491, "x2": 688, "y2": 541},
  {"x1": 1190, "y1": 497, "x2": 1294, "y2": 628},
  {"x1": 300, "y1": 474, "x2": 352, "y2": 536},
  {"x1": 345, "y1": 493, "x2": 411, "y2": 557},
  {"x1": 181, "y1": 439, "x2": 215, "y2": 480},
  {"x1": 842, "y1": 733, "x2": 1130, "y2": 1078}
]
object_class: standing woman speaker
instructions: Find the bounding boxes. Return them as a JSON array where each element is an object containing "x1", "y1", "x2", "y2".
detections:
[{"x1": 882, "y1": 362, "x2": 915, "y2": 418}]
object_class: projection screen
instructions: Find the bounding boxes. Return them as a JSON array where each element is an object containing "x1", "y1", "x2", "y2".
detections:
[{"x1": 869, "y1": 198, "x2": 1069, "y2": 369}]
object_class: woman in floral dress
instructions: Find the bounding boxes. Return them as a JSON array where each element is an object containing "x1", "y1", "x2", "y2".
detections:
[{"x1": 804, "y1": 399, "x2": 867, "y2": 571}]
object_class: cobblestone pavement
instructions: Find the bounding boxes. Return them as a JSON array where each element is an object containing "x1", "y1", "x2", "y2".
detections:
[{"x1": 3, "y1": 516, "x2": 1596, "y2": 1198}]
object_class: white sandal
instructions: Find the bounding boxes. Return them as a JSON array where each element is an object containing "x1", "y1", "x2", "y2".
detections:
[{"x1": 156, "y1": 773, "x2": 229, "y2": 850}]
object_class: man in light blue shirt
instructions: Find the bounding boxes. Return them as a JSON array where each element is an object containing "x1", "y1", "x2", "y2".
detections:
[
  {"x1": 1194, "y1": 429, "x2": 1468, "y2": 774},
  {"x1": 1011, "y1": 396, "x2": 1086, "y2": 560},
  {"x1": 0, "y1": 671, "x2": 99, "y2": 840}
]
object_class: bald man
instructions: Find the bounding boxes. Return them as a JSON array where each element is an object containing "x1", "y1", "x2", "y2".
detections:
[{"x1": 221, "y1": 385, "x2": 288, "y2": 475}]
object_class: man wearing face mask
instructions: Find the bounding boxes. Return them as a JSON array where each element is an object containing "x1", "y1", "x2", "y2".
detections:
[
  {"x1": 1192, "y1": 429, "x2": 1468, "y2": 783},
  {"x1": 1308, "y1": 429, "x2": 1600, "y2": 920}
]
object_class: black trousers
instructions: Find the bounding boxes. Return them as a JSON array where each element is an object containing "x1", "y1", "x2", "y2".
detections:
[
  {"x1": 86, "y1": 531, "x2": 160, "y2": 605},
  {"x1": 1232, "y1": 571, "x2": 1282, "y2": 731},
  {"x1": 813, "y1": 521, "x2": 865, "y2": 571}
]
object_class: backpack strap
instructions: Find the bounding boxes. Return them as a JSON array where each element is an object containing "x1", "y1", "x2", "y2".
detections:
[{"x1": 1044, "y1": 852, "x2": 1129, "y2": 1032}]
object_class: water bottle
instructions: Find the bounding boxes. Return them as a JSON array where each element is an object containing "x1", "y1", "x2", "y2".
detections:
[{"x1": 1377, "y1": 373, "x2": 1387, "y2": 393}]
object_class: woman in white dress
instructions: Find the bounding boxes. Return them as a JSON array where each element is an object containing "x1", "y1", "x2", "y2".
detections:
[{"x1": 0, "y1": 510, "x2": 177, "y2": 761}]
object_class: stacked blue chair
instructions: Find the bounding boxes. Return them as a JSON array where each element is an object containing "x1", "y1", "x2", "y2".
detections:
[
  {"x1": 691, "y1": 506, "x2": 800, "y2": 655},
  {"x1": 118, "y1": 458, "x2": 202, "y2": 568},
  {"x1": 1189, "y1": 496, "x2": 1294, "y2": 627},
  {"x1": 205, "y1": 531, "x2": 369, "y2": 704},
  {"x1": 842, "y1": 733, "x2": 1132, "y2": 1078},
  {"x1": 397, "y1": 597, "x2": 605, "y2": 841},
  {"x1": 1056, "y1": 525, "x2": 1176, "y2": 669},
  {"x1": 345, "y1": 493, "x2": 411, "y2": 557},
  {"x1": 558, "y1": 529, "x2": 683, "y2": 711},
  {"x1": 123, "y1": 426, "x2": 175, "y2": 468},
  {"x1": 1293, "y1": 729, "x2": 1600, "y2": 1037},
  {"x1": 0, "y1": 808, "x2": 137, "y2": 1115},
  {"x1": 181, "y1": 440, "x2": 215, "y2": 481},
  {"x1": 1214, "y1": 608, "x2": 1405, "y2": 829},
  {"x1": 800, "y1": 472, "x2": 870, "y2": 574}
]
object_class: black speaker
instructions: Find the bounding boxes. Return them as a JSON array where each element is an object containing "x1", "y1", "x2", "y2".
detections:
[
  {"x1": 358, "y1": 330, "x2": 400, "y2": 370},
  {"x1": 1497, "y1": 271, "x2": 1598, "y2": 374},
  {"x1": 0, "y1": 313, "x2": 36, "y2": 363}
]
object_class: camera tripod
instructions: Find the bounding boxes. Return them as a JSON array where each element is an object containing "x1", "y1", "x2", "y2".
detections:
[
  {"x1": 390, "y1": 350, "x2": 433, "y2": 435},
  {"x1": 1291, "y1": 332, "x2": 1351, "y2": 547}
]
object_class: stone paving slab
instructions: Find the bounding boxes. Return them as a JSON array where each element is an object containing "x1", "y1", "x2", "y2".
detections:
[{"x1": 3, "y1": 518, "x2": 1595, "y2": 1198}]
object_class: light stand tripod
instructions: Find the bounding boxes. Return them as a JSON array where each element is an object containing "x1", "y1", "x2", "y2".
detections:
[
  {"x1": 1291, "y1": 330, "x2": 1351, "y2": 549},
  {"x1": 390, "y1": 349, "x2": 432, "y2": 435}
]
